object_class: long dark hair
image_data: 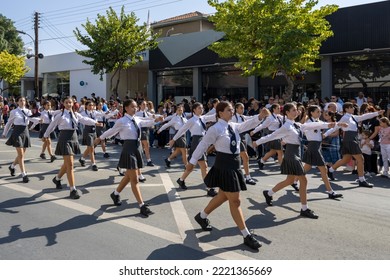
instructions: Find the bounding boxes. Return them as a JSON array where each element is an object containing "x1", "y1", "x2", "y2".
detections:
[
  {"x1": 269, "y1": 103, "x2": 280, "y2": 113},
  {"x1": 216, "y1": 101, "x2": 231, "y2": 121},
  {"x1": 191, "y1": 102, "x2": 202, "y2": 113},
  {"x1": 307, "y1": 105, "x2": 321, "y2": 119},
  {"x1": 282, "y1": 103, "x2": 296, "y2": 123}
]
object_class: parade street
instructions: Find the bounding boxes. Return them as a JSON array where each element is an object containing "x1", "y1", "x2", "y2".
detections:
[{"x1": 0, "y1": 131, "x2": 389, "y2": 260}]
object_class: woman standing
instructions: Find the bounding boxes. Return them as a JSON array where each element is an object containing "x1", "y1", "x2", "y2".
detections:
[
  {"x1": 94, "y1": 99, "x2": 162, "y2": 217},
  {"x1": 2, "y1": 96, "x2": 41, "y2": 183},
  {"x1": 190, "y1": 101, "x2": 264, "y2": 250},
  {"x1": 173, "y1": 102, "x2": 217, "y2": 196},
  {"x1": 38, "y1": 100, "x2": 58, "y2": 162},
  {"x1": 327, "y1": 102, "x2": 384, "y2": 187},
  {"x1": 253, "y1": 103, "x2": 338, "y2": 219},
  {"x1": 43, "y1": 97, "x2": 102, "y2": 199},
  {"x1": 158, "y1": 105, "x2": 188, "y2": 168}
]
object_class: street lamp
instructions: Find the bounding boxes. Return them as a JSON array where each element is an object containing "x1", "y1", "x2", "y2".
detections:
[{"x1": 16, "y1": 30, "x2": 44, "y2": 99}]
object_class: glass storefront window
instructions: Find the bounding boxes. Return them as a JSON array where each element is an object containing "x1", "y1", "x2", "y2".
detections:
[
  {"x1": 156, "y1": 69, "x2": 193, "y2": 104},
  {"x1": 42, "y1": 71, "x2": 70, "y2": 99}
]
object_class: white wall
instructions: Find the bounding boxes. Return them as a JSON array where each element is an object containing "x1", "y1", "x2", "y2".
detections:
[{"x1": 70, "y1": 69, "x2": 107, "y2": 101}]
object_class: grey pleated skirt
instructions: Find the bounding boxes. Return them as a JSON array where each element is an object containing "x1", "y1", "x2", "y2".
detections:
[
  {"x1": 5, "y1": 125, "x2": 31, "y2": 148},
  {"x1": 204, "y1": 152, "x2": 246, "y2": 192},
  {"x1": 341, "y1": 131, "x2": 362, "y2": 155},
  {"x1": 174, "y1": 135, "x2": 186, "y2": 148},
  {"x1": 189, "y1": 135, "x2": 206, "y2": 161},
  {"x1": 141, "y1": 127, "x2": 149, "y2": 141},
  {"x1": 95, "y1": 121, "x2": 105, "y2": 137},
  {"x1": 55, "y1": 130, "x2": 81, "y2": 156},
  {"x1": 82, "y1": 125, "x2": 97, "y2": 146},
  {"x1": 118, "y1": 140, "x2": 144, "y2": 170},
  {"x1": 281, "y1": 144, "x2": 305, "y2": 176},
  {"x1": 303, "y1": 141, "x2": 325, "y2": 166},
  {"x1": 39, "y1": 123, "x2": 56, "y2": 139}
]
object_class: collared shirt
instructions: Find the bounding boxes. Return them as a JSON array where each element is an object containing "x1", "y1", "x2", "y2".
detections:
[
  {"x1": 339, "y1": 112, "x2": 379, "y2": 132},
  {"x1": 252, "y1": 113, "x2": 283, "y2": 134},
  {"x1": 43, "y1": 109, "x2": 98, "y2": 138},
  {"x1": 158, "y1": 114, "x2": 187, "y2": 133},
  {"x1": 99, "y1": 113, "x2": 155, "y2": 140},
  {"x1": 255, "y1": 119, "x2": 330, "y2": 146},
  {"x1": 304, "y1": 118, "x2": 335, "y2": 141},
  {"x1": 81, "y1": 109, "x2": 115, "y2": 122},
  {"x1": 2, "y1": 107, "x2": 41, "y2": 136},
  {"x1": 40, "y1": 109, "x2": 62, "y2": 124},
  {"x1": 190, "y1": 117, "x2": 261, "y2": 164},
  {"x1": 173, "y1": 114, "x2": 216, "y2": 140}
]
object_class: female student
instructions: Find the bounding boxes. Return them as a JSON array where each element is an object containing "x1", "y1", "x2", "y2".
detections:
[
  {"x1": 2, "y1": 96, "x2": 41, "y2": 183},
  {"x1": 327, "y1": 102, "x2": 384, "y2": 187},
  {"x1": 94, "y1": 99, "x2": 162, "y2": 217},
  {"x1": 253, "y1": 103, "x2": 339, "y2": 219},
  {"x1": 38, "y1": 100, "x2": 58, "y2": 162},
  {"x1": 189, "y1": 101, "x2": 265, "y2": 250},
  {"x1": 43, "y1": 97, "x2": 102, "y2": 199}
]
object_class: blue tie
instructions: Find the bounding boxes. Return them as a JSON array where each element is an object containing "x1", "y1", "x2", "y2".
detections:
[
  {"x1": 199, "y1": 118, "x2": 206, "y2": 130},
  {"x1": 293, "y1": 123, "x2": 303, "y2": 142},
  {"x1": 69, "y1": 112, "x2": 75, "y2": 129},
  {"x1": 132, "y1": 118, "x2": 141, "y2": 140},
  {"x1": 227, "y1": 125, "x2": 237, "y2": 154}
]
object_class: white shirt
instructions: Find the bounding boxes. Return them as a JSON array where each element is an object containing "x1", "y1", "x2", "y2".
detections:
[
  {"x1": 99, "y1": 113, "x2": 155, "y2": 140},
  {"x1": 173, "y1": 114, "x2": 216, "y2": 140},
  {"x1": 360, "y1": 139, "x2": 373, "y2": 155},
  {"x1": 204, "y1": 107, "x2": 216, "y2": 116},
  {"x1": 2, "y1": 107, "x2": 41, "y2": 136},
  {"x1": 43, "y1": 109, "x2": 98, "y2": 137},
  {"x1": 304, "y1": 118, "x2": 342, "y2": 141},
  {"x1": 329, "y1": 112, "x2": 379, "y2": 133},
  {"x1": 158, "y1": 114, "x2": 187, "y2": 132},
  {"x1": 255, "y1": 119, "x2": 330, "y2": 146},
  {"x1": 81, "y1": 110, "x2": 115, "y2": 122},
  {"x1": 189, "y1": 116, "x2": 261, "y2": 164},
  {"x1": 252, "y1": 113, "x2": 282, "y2": 134}
]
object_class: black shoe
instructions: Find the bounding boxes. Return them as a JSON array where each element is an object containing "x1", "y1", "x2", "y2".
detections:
[
  {"x1": 79, "y1": 158, "x2": 86, "y2": 167},
  {"x1": 50, "y1": 155, "x2": 57, "y2": 162},
  {"x1": 138, "y1": 176, "x2": 146, "y2": 182},
  {"x1": 359, "y1": 180, "x2": 374, "y2": 188},
  {"x1": 92, "y1": 165, "x2": 98, "y2": 171},
  {"x1": 52, "y1": 177, "x2": 62, "y2": 189},
  {"x1": 327, "y1": 166, "x2": 335, "y2": 181},
  {"x1": 291, "y1": 183, "x2": 299, "y2": 192},
  {"x1": 258, "y1": 160, "x2": 264, "y2": 170},
  {"x1": 103, "y1": 152, "x2": 110, "y2": 158},
  {"x1": 140, "y1": 205, "x2": 154, "y2": 217},
  {"x1": 194, "y1": 213, "x2": 212, "y2": 231},
  {"x1": 246, "y1": 178, "x2": 256, "y2": 185},
  {"x1": 165, "y1": 158, "x2": 171, "y2": 168},
  {"x1": 207, "y1": 188, "x2": 218, "y2": 197},
  {"x1": 8, "y1": 165, "x2": 15, "y2": 176},
  {"x1": 110, "y1": 192, "x2": 122, "y2": 206},
  {"x1": 176, "y1": 178, "x2": 187, "y2": 189},
  {"x1": 352, "y1": 170, "x2": 358, "y2": 175},
  {"x1": 40, "y1": 153, "x2": 46, "y2": 159},
  {"x1": 244, "y1": 234, "x2": 262, "y2": 250},
  {"x1": 328, "y1": 192, "x2": 343, "y2": 199},
  {"x1": 263, "y1": 190, "x2": 273, "y2": 206},
  {"x1": 70, "y1": 189, "x2": 81, "y2": 199},
  {"x1": 147, "y1": 161, "x2": 154, "y2": 167},
  {"x1": 300, "y1": 208, "x2": 319, "y2": 219},
  {"x1": 116, "y1": 166, "x2": 124, "y2": 176},
  {"x1": 22, "y1": 175, "x2": 29, "y2": 183}
]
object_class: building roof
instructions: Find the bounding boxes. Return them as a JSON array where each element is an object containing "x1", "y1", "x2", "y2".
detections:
[{"x1": 151, "y1": 11, "x2": 209, "y2": 27}]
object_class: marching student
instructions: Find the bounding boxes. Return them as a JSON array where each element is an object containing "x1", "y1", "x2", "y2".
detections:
[
  {"x1": 94, "y1": 99, "x2": 163, "y2": 217},
  {"x1": 190, "y1": 101, "x2": 265, "y2": 250},
  {"x1": 327, "y1": 102, "x2": 384, "y2": 187},
  {"x1": 253, "y1": 103, "x2": 339, "y2": 219},
  {"x1": 38, "y1": 100, "x2": 58, "y2": 162},
  {"x1": 95, "y1": 101, "x2": 110, "y2": 158},
  {"x1": 2, "y1": 96, "x2": 41, "y2": 183},
  {"x1": 43, "y1": 96, "x2": 102, "y2": 199},
  {"x1": 135, "y1": 100, "x2": 155, "y2": 166},
  {"x1": 172, "y1": 102, "x2": 218, "y2": 196}
]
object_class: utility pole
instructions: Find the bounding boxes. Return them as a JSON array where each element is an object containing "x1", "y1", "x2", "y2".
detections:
[{"x1": 34, "y1": 12, "x2": 40, "y2": 98}]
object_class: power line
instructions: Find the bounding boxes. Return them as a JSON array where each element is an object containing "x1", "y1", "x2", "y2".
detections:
[{"x1": 41, "y1": 17, "x2": 82, "y2": 49}]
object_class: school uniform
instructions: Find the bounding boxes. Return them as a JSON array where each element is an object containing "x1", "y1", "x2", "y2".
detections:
[
  {"x1": 173, "y1": 114, "x2": 216, "y2": 161},
  {"x1": 99, "y1": 113, "x2": 156, "y2": 170},
  {"x1": 231, "y1": 113, "x2": 256, "y2": 152},
  {"x1": 2, "y1": 107, "x2": 40, "y2": 148},
  {"x1": 158, "y1": 114, "x2": 188, "y2": 148},
  {"x1": 81, "y1": 110, "x2": 113, "y2": 146},
  {"x1": 255, "y1": 119, "x2": 330, "y2": 176},
  {"x1": 44, "y1": 109, "x2": 98, "y2": 156},
  {"x1": 252, "y1": 113, "x2": 283, "y2": 150},
  {"x1": 39, "y1": 110, "x2": 58, "y2": 139},
  {"x1": 135, "y1": 110, "x2": 154, "y2": 141},
  {"x1": 190, "y1": 117, "x2": 261, "y2": 192}
]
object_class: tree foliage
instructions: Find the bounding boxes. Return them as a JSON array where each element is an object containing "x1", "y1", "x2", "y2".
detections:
[
  {"x1": 0, "y1": 51, "x2": 29, "y2": 94},
  {"x1": 208, "y1": 0, "x2": 338, "y2": 100},
  {"x1": 0, "y1": 14, "x2": 24, "y2": 56},
  {"x1": 74, "y1": 6, "x2": 159, "y2": 96}
]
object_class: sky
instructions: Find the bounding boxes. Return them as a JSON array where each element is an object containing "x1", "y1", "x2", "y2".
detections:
[{"x1": 1, "y1": 0, "x2": 384, "y2": 56}]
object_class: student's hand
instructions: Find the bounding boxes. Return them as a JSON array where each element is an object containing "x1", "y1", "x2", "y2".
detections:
[
  {"x1": 252, "y1": 141, "x2": 258, "y2": 148},
  {"x1": 96, "y1": 122, "x2": 104, "y2": 127},
  {"x1": 250, "y1": 131, "x2": 255, "y2": 136},
  {"x1": 94, "y1": 138, "x2": 102, "y2": 146},
  {"x1": 378, "y1": 110, "x2": 385, "y2": 116},
  {"x1": 157, "y1": 130, "x2": 161, "y2": 134},
  {"x1": 328, "y1": 122, "x2": 336, "y2": 128},
  {"x1": 337, "y1": 122, "x2": 348, "y2": 128},
  {"x1": 168, "y1": 139, "x2": 175, "y2": 148}
]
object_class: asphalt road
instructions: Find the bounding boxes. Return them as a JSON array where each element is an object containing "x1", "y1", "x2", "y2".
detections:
[{"x1": 0, "y1": 130, "x2": 389, "y2": 260}]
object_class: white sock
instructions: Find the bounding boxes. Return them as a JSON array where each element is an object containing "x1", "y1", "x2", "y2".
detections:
[
  {"x1": 200, "y1": 210, "x2": 208, "y2": 219},
  {"x1": 70, "y1": 186, "x2": 76, "y2": 191},
  {"x1": 326, "y1": 190, "x2": 335, "y2": 194},
  {"x1": 21, "y1": 172, "x2": 27, "y2": 177},
  {"x1": 55, "y1": 176, "x2": 61, "y2": 181},
  {"x1": 359, "y1": 176, "x2": 365, "y2": 182},
  {"x1": 11, "y1": 164, "x2": 16, "y2": 169},
  {"x1": 139, "y1": 203, "x2": 145, "y2": 208},
  {"x1": 260, "y1": 158, "x2": 265, "y2": 164},
  {"x1": 329, "y1": 167, "x2": 335, "y2": 173},
  {"x1": 114, "y1": 190, "x2": 120, "y2": 195},
  {"x1": 139, "y1": 174, "x2": 145, "y2": 180},
  {"x1": 241, "y1": 228, "x2": 251, "y2": 237},
  {"x1": 301, "y1": 204, "x2": 308, "y2": 211},
  {"x1": 293, "y1": 180, "x2": 298, "y2": 184},
  {"x1": 167, "y1": 158, "x2": 171, "y2": 162},
  {"x1": 268, "y1": 190, "x2": 275, "y2": 196},
  {"x1": 81, "y1": 157, "x2": 85, "y2": 160},
  {"x1": 246, "y1": 175, "x2": 251, "y2": 179},
  {"x1": 147, "y1": 159, "x2": 151, "y2": 162}
]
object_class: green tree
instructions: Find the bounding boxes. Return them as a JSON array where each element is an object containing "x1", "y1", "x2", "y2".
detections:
[
  {"x1": 0, "y1": 51, "x2": 29, "y2": 95},
  {"x1": 208, "y1": 0, "x2": 338, "y2": 101},
  {"x1": 0, "y1": 14, "x2": 24, "y2": 55},
  {"x1": 74, "y1": 6, "x2": 159, "y2": 96}
]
